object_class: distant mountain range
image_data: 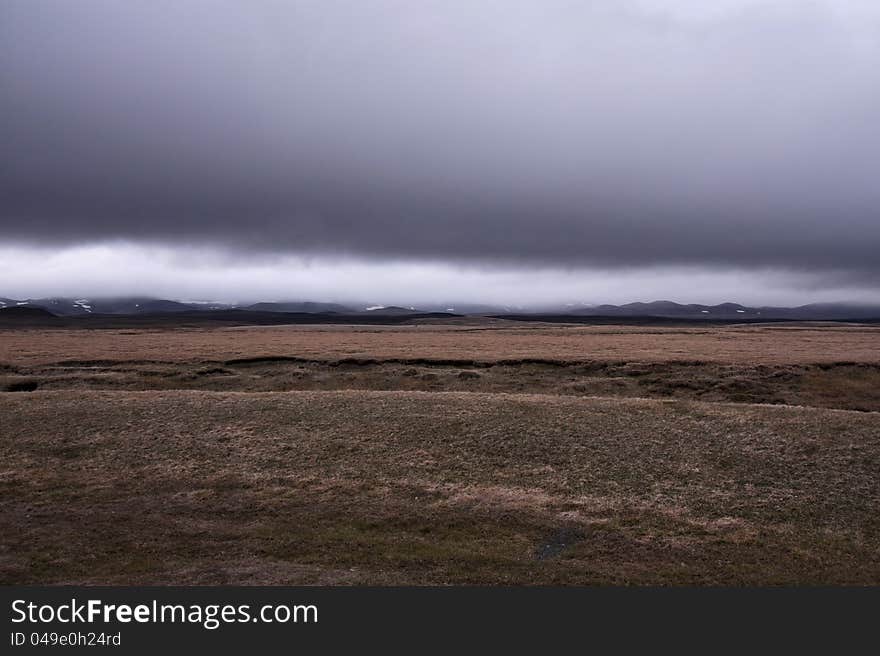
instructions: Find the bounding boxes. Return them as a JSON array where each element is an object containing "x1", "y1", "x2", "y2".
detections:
[
  {"x1": 1, "y1": 297, "x2": 879, "y2": 321},
  {"x1": 0, "y1": 297, "x2": 350, "y2": 316},
  {"x1": 564, "y1": 300, "x2": 880, "y2": 320}
]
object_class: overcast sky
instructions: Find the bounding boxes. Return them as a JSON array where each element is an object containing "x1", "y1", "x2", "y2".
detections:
[{"x1": 2, "y1": 1, "x2": 879, "y2": 304}]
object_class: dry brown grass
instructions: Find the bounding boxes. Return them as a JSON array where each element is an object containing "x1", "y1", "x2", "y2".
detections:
[
  {"x1": 1, "y1": 322, "x2": 879, "y2": 584},
  {"x1": 2, "y1": 322, "x2": 879, "y2": 366},
  {"x1": 1, "y1": 390, "x2": 878, "y2": 585},
  {"x1": 3, "y1": 355, "x2": 880, "y2": 412}
]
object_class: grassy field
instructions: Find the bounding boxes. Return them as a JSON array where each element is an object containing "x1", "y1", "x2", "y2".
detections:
[
  {"x1": 3, "y1": 322, "x2": 880, "y2": 365},
  {"x1": 1, "y1": 321, "x2": 879, "y2": 584}
]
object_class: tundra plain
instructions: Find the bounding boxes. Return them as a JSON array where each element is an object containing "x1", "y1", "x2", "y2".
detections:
[{"x1": 1, "y1": 321, "x2": 879, "y2": 584}]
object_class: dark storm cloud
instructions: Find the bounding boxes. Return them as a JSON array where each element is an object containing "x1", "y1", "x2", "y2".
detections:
[{"x1": 2, "y1": 1, "x2": 879, "y2": 276}]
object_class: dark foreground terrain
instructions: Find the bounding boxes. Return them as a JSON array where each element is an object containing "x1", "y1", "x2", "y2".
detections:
[{"x1": 1, "y1": 321, "x2": 878, "y2": 584}]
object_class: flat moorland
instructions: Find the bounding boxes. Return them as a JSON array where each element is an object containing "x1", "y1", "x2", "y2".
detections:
[
  {"x1": 2, "y1": 322, "x2": 880, "y2": 365},
  {"x1": 1, "y1": 321, "x2": 878, "y2": 584}
]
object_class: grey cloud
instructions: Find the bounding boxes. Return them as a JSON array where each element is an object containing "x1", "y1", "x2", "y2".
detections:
[{"x1": 2, "y1": 1, "x2": 879, "y2": 277}]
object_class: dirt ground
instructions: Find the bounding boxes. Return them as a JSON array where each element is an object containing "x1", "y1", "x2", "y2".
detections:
[{"x1": 1, "y1": 321, "x2": 878, "y2": 584}]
